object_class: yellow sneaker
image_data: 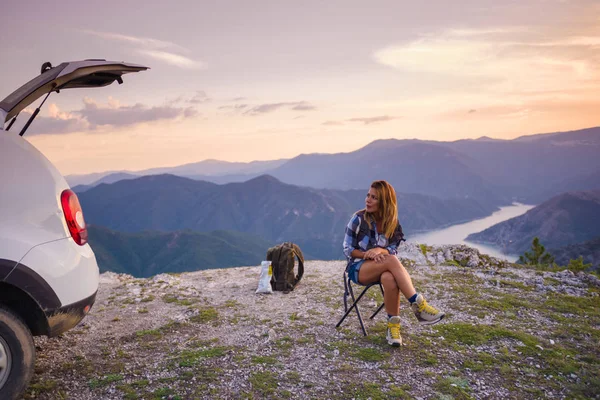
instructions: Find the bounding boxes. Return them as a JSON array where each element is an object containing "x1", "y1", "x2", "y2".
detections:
[
  {"x1": 386, "y1": 316, "x2": 402, "y2": 347},
  {"x1": 411, "y1": 294, "x2": 445, "y2": 325}
]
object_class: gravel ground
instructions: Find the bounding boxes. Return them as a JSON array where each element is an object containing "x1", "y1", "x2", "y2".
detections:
[{"x1": 21, "y1": 250, "x2": 600, "y2": 400}]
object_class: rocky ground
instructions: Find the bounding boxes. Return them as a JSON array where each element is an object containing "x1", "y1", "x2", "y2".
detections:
[{"x1": 21, "y1": 244, "x2": 600, "y2": 399}]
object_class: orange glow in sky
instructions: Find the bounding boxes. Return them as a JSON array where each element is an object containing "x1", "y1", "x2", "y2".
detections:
[{"x1": 1, "y1": 1, "x2": 599, "y2": 175}]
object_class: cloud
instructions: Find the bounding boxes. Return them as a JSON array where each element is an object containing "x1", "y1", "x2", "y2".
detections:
[
  {"x1": 218, "y1": 104, "x2": 248, "y2": 110},
  {"x1": 373, "y1": 27, "x2": 600, "y2": 95},
  {"x1": 79, "y1": 97, "x2": 192, "y2": 127},
  {"x1": 24, "y1": 115, "x2": 89, "y2": 136},
  {"x1": 322, "y1": 120, "x2": 344, "y2": 126},
  {"x1": 446, "y1": 27, "x2": 525, "y2": 38},
  {"x1": 17, "y1": 105, "x2": 89, "y2": 136},
  {"x1": 18, "y1": 97, "x2": 197, "y2": 136},
  {"x1": 81, "y1": 29, "x2": 205, "y2": 70},
  {"x1": 442, "y1": 105, "x2": 537, "y2": 120},
  {"x1": 167, "y1": 91, "x2": 211, "y2": 105},
  {"x1": 347, "y1": 116, "x2": 397, "y2": 125},
  {"x1": 189, "y1": 91, "x2": 211, "y2": 104},
  {"x1": 183, "y1": 107, "x2": 200, "y2": 118},
  {"x1": 138, "y1": 50, "x2": 205, "y2": 70},
  {"x1": 245, "y1": 101, "x2": 316, "y2": 115},
  {"x1": 80, "y1": 30, "x2": 190, "y2": 54},
  {"x1": 291, "y1": 102, "x2": 316, "y2": 111}
]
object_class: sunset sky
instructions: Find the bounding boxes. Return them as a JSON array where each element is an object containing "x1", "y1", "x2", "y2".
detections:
[{"x1": 1, "y1": 0, "x2": 599, "y2": 175}]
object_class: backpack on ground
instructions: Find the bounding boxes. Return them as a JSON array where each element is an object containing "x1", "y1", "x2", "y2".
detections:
[{"x1": 266, "y1": 242, "x2": 304, "y2": 293}]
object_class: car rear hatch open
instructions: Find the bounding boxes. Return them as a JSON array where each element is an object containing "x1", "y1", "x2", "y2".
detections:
[{"x1": 0, "y1": 59, "x2": 149, "y2": 133}]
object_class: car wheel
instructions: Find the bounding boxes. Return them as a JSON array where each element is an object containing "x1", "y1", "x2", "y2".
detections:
[{"x1": 0, "y1": 306, "x2": 35, "y2": 400}]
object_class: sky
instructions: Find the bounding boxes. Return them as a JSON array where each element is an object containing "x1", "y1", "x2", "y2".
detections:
[{"x1": 1, "y1": 0, "x2": 599, "y2": 175}]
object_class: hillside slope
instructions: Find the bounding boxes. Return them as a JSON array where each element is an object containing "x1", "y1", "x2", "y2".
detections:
[
  {"x1": 466, "y1": 190, "x2": 600, "y2": 254},
  {"x1": 87, "y1": 225, "x2": 275, "y2": 277},
  {"x1": 550, "y1": 237, "x2": 600, "y2": 270},
  {"x1": 24, "y1": 246, "x2": 600, "y2": 399}
]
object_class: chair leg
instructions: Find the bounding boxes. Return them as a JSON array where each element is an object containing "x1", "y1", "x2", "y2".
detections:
[
  {"x1": 349, "y1": 281, "x2": 369, "y2": 336},
  {"x1": 336, "y1": 280, "x2": 371, "y2": 336},
  {"x1": 343, "y1": 273, "x2": 349, "y2": 313}
]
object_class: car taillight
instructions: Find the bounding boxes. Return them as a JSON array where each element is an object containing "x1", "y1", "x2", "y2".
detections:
[{"x1": 60, "y1": 189, "x2": 88, "y2": 245}]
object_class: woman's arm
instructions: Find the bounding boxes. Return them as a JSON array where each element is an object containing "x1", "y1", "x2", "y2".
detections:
[
  {"x1": 342, "y1": 213, "x2": 361, "y2": 259},
  {"x1": 350, "y1": 249, "x2": 367, "y2": 259}
]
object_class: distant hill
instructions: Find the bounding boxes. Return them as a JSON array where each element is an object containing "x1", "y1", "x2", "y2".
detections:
[
  {"x1": 66, "y1": 159, "x2": 287, "y2": 188},
  {"x1": 68, "y1": 126, "x2": 600, "y2": 206},
  {"x1": 78, "y1": 174, "x2": 497, "y2": 259},
  {"x1": 446, "y1": 127, "x2": 600, "y2": 203},
  {"x1": 140, "y1": 158, "x2": 288, "y2": 177},
  {"x1": 87, "y1": 225, "x2": 274, "y2": 277},
  {"x1": 549, "y1": 237, "x2": 600, "y2": 270},
  {"x1": 73, "y1": 172, "x2": 140, "y2": 193},
  {"x1": 466, "y1": 190, "x2": 600, "y2": 255},
  {"x1": 266, "y1": 140, "x2": 504, "y2": 208}
]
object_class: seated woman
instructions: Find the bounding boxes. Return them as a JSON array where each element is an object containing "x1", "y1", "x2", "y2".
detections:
[{"x1": 342, "y1": 180, "x2": 444, "y2": 347}]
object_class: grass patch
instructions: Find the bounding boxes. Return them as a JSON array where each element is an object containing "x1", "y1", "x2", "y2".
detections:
[
  {"x1": 189, "y1": 307, "x2": 219, "y2": 323},
  {"x1": 442, "y1": 259, "x2": 461, "y2": 267},
  {"x1": 89, "y1": 374, "x2": 124, "y2": 389},
  {"x1": 223, "y1": 299, "x2": 240, "y2": 308},
  {"x1": 274, "y1": 336, "x2": 294, "y2": 351},
  {"x1": 544, "y1": 294, "x2": 600, "y2": 317},
  {"x1": 248, "y1": 371, "x2": 278, "y2": 396},
  {"x1": 419, "y1": 244, "x2": 432, "y2": 256},
  {"x1": 498, "y1": 280, "x2": 531, "y2": 291},
  {"x1": 434, "y1": 376, "x2": 473, "y2": 399},
  {"x1": 251, "y1": 355, "x2": 278, "y2": 365},
  {"x1": 27, "y1": 379, "x2": 57, "y2": 394},
  {"x1": 346, "y1": 382, "x2": 411, "y2": 399},
  {"x1": 435, "y1": 323, "x2": 539, "y2": 348},
  {"x1": 352, "y1": 347, "x2": 389, "y2": 362},
  {"x1": 162, "y1": 294, "x2": 197, "y2": 306},
  {"x1": 152, "y1": 387, "x2": 177, "y2": 399},
  {"x1": 135, "y1": 329, "x2": 162, "y2": 340},
  {"x1": 175, "y1": 346, "x2": 228, "y2": 367}
]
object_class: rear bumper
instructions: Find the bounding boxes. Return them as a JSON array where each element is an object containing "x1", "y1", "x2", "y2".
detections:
[{"x1": 45, "y1": 291, "x2": 97, "y2": 337}]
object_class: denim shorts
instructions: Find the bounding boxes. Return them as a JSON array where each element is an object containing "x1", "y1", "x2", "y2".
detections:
[{"x1": 347, "y1": 260, "x2": 365, "y2": 285}]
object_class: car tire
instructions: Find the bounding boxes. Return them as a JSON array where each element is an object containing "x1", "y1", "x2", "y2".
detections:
[{"x1": 0, "y1": 305, "x2": 35, "y2": 400}]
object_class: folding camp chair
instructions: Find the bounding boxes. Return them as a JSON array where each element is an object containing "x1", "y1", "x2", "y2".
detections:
[{"x1": 335, "y1": 270, "x2": 385, "y2": 336}]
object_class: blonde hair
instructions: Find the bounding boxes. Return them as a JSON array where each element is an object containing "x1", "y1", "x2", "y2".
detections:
[{"x1": 363, "y1": 180, "x2": 398, "y2": 238}]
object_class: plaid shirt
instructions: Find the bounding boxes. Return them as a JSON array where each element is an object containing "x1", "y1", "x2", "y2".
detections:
[{"x1": 342, "y1": 210, "x2": 405, "y2": 267}]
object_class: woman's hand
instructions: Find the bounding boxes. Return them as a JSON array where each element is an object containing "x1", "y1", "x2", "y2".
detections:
[{"x1": 364, "y1": 248, "x2": 388, "y2": 263}]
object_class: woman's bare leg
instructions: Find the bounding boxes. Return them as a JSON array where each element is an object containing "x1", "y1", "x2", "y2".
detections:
[
  {"x1": 380, "y1": 271, "x2": 400, "y2": 315},
  {"x1": 358, "y1": 256, "x2": 416, "y2": 300}
]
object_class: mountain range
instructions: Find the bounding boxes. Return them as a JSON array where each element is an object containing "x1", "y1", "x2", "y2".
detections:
[
  {"x1": 69, "y1": 126, "x2": 600, "y2": 207},
  {"x1": 77, "y1": 174, "x2": 497, "y2": 260},
  {"x1": 466, "y1": 190, "x2": 600, "y2": 255},
  {"x1": 550, "y1": 237, "x2": 600, "y2": 269}
]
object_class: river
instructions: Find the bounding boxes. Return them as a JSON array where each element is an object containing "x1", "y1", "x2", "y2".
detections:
[{"x1": 410, "y1": 203, "x2": 535, "y2": 262}]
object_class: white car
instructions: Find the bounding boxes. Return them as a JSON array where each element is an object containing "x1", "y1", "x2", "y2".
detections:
[{"x1": 0, "y1": 60, "x2": 147, "y2": 399}]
